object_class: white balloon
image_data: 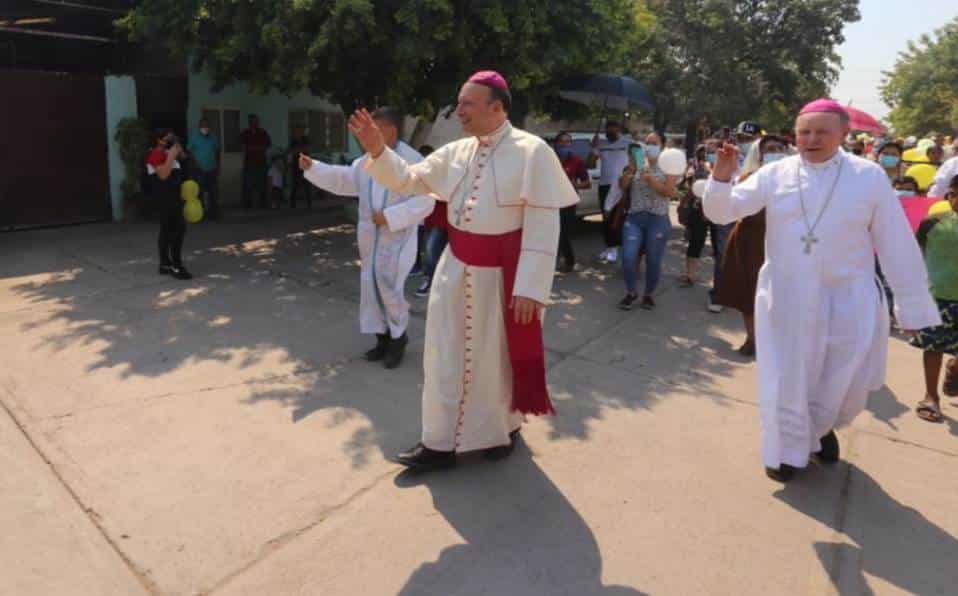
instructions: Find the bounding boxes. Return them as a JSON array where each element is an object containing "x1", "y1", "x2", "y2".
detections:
[
  {"x1": 692, "y1": 179, "x2": 707, "y2": 198},
  {"x1": 658, "y1": 148, "x2": 687, "y2": 176}
]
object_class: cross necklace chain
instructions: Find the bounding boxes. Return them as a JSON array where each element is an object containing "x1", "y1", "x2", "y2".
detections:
[{"x1": 796, "y1": 156, "x2": 844, "y2": 255}]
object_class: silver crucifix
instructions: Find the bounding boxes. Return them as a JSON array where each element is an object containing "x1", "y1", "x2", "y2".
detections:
[{"x1": 801, "y1": 233, "x2": 818, "y2": 254}]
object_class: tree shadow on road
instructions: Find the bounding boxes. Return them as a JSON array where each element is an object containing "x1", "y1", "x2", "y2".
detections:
[
  {"x1": 393, "y1": 441, "x2": 649, "y2": 596},
  {"x1": 774, "y1": 464, "x2": 958, "y2": 595}
]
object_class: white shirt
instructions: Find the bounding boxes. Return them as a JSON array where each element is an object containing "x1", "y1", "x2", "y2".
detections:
[
  {"x1": 928, "y1": 155, "x2": 958, "y2": 198},
  {"x1": 595, "y1": 136, "x2": 632, "y2": 185}
]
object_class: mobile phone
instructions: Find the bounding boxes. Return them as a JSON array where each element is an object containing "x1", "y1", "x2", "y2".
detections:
[{"x1": 629, "y1": 143, "x2": 644, "y2": 172}]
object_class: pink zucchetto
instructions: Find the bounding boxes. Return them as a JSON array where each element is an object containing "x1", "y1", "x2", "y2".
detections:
[
  {"x1": 799, "y1": 98, "x2": 848, "y2": 117},
  {"x1": 468, "y1": 70, "x2": 509, "y2": 93}
]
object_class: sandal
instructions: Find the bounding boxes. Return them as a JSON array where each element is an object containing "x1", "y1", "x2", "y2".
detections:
[
  {"x1": 737, "y1": 341, "x2": 756, "y2": 357},
  {"x1": 942, "y1": 358, "x2": 958, "y2": 397},
  {"x1": 916, "y1": 397, "x2": 944, "y2": 423}
]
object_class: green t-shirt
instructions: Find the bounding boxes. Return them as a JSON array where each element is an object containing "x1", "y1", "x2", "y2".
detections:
[{"x1": 918, "y1": 212, "x2": 958, "y2": 301}]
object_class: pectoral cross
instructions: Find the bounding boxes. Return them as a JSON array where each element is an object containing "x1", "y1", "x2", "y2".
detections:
[{"x1": 801, "y1": 233, "x2": 818, "y2": 254}]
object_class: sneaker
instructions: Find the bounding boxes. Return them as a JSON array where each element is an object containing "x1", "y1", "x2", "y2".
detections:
[
  {"x1": 415, "y1": 279, "x2": 431, "y2": 298},
  {"x1": 409, "y1": 265, "x2": 424, "y2": 278},
  {"x1": 605, "y1": 247, "x2": 619, "y2": 263},
  {"x1": 618, "y1": 293, "x2": 639, "y2": 310},
  {"x1": 170, "y1": 266, "x2": 193, "y2": 280},
  {"x1": 707, "y1": 296, "x2": 723, "y2": 313},
  {"x1": 640, "y1": 295, "x2": 655, "y2": 310}
]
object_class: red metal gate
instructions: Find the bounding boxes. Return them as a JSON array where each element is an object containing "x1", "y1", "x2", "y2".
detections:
[{"x1": 0, "y1": 70, "x2": 111, "y2": 230}]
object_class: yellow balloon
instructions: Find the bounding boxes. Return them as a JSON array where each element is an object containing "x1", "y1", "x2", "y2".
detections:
[
  {"x1": 902, "y1": 148, "x2": 929, "y2": 163},
  {"x1": 183, "y1": 197, "x2": 204, "y2": 224},
  {"x1": 905, "y1": 164, "x2": 937, "y2": 191},
  {"x1": 181, "y1": 180, "x2": 200, "y2": 201},
  {"x1": 928, "y1": 201, "x2": 953, "y2": 217}
]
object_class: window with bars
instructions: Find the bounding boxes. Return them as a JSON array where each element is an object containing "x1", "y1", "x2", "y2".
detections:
[{"x1": 289, "y1": 109, "x2": 347, "y2": 154}]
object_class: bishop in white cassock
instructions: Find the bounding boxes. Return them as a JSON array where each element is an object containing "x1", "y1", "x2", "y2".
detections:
[
  {"x1": 299, "y1": 107, "x2": 434, "y2": 369},
  {"x1": 704, "y1": 99, "x2": 941, "y2": 482},
  {"x1": 349, "y1": 71, "x2": 579, "y2": 471}
]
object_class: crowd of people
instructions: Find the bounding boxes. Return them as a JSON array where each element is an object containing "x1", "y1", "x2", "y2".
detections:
[{"x1": 144, "y1": 71, "x2": 957, "y2": 482}]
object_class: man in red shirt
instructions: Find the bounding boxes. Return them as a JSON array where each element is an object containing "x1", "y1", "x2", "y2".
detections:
[
  {"x1": 239, "y1": 114, "x2": 272, "y2": 208},
  {"x1": 555, "y1": 132, "x2": 591, "y2": 272}
]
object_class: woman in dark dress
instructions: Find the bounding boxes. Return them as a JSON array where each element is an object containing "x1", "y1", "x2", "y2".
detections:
[{"x1": 715, "y1": 135, "x2": 789, "y2": 356}]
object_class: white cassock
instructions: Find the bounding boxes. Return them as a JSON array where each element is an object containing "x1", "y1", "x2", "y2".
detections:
[
  {"x1": 365, "y1": 121, "x2": 579, "y2": 452},
  {"x1": 704, "y1": 150, "x2": 940, "y2": 469},
  {"x1": 304, "y1": 142, "x2": 434, "y2": 339}
]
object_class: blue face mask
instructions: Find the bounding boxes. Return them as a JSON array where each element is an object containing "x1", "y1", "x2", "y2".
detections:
[
  {"x1": 880, "y1": 155, "x2": 900, "y2": 169},
  {"x1": 896, "y1": 189, "x2": 914, "y2": 198},
  {"x1": 705, "y1": 154, "x2": 717, "y2": 165},
  {"x1": 556, "y1": 147, "x2": 574, "y2": 161},
  {"x1": 645, "y1": 144, "x2": 661, "y2": 159},
  {"x1": 738, "y1": 143, "x2": 752, "y2": 156},
  {"x1": 762, "y1": 152, "x2": 786, "y2": 164}
]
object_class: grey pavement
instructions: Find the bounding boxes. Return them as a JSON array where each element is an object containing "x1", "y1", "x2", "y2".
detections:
[{"x1": 2, "y1": 205, "x2": 956, "y2": 596}]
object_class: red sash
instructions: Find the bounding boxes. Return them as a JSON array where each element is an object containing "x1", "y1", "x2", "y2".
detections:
[{"x1": 447, "y1": 226, "x2": 554, "y2": 416}]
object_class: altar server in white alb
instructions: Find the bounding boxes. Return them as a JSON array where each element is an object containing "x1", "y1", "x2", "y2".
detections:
[
  {"x1": 299, "y1": 107, "x2": 434, "y2": 369},
  {"x1": 349, "y1": 71, "x2": 579, "y2": 471},
  {"x1": 704, "y1": 99, "x2": 940, "y2": 483}
]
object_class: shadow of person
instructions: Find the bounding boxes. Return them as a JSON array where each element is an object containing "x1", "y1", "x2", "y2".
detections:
[
  {"x1": 865, "y1": 386, "x2": 908, "y2": 431},
  {"x1": 393, "y1": 441, "x2": 648, "y2": 596},
  {"x1": 774, "y1": 464, "x2": 957, "y2": 595}
]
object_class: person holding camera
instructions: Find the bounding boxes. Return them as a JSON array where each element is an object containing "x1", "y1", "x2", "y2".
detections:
[{"x1": 146, "y1": 129, "x2": 192, "y2": 280}]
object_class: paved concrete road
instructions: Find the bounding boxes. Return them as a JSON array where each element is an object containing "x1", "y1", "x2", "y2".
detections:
[{"x1": 2, "y1": 207, "x2": 955, "y2": 595}]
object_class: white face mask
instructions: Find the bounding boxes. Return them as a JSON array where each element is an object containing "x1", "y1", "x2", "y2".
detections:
[
  {"x1": 645, "y1": 144, "x2": 661, "y2": 159},
  {"x1": 200, "y1": 127, "x2": 210, "y2": 135},
  {"x1": 896, "y1": 189, "x2": 914, "y2": 198},
  {"x1": 762, "y1": 152, "x2": 786, "y2": 164}
]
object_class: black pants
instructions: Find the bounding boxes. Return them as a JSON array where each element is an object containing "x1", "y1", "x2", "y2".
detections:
[
  {"x1": 598, "y1": 185, "x2": 620, "y2": 248},
  {"x1": 289, "y1": 168, "x2": 312, "y2": 208},
  {"x1": 558, "y1": 205, "x2": 577, "y2": 265},
  {"x1": 196, "y1": 169, "x2": 219, "y2": 220},
  {"x1": 685, "y1": 208, "x2": 709, "y2": 258},
  {"x1": 158, "y1": 200, "x2": 186, "y2": 267}
]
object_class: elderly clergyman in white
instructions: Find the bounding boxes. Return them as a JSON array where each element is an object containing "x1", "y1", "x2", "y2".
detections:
[
  {"x1": 299, "y1": 106, "x2": 434, "y2": 370},
  {"x1": 704, "y1": 99, "x2": 940, "y2": 483}
]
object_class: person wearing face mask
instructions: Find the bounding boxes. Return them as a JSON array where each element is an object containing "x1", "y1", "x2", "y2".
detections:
[
  {"x1": 617, "y1": 132, "x2": 679, "y2": 310},
  {"x1": 588, "y1": 121, "x2": 631, "y2": 263},
  {"x1": 678, "y1": 143, "x2": 714, "y2": 287},
  {"x1": 555, "y1": 132, "x2": 591, "y2": 273},
  {"x1": 713, "y1": 135, "x2": 789, "y2": 356},
  {"x1": 187, "y1": 118, "x2": 221, "y2": 220},
  {"x1": 146, "y1": 129, "x2": 192, "y2": 280},
  {"x1": 876, "y1": 142, "x2": 903, "y2": 181}
]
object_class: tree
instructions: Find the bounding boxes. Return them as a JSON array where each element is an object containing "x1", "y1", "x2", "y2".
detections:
[
  {"x1": 629, "y1": 0, "x2": 860, "y2": 134},
  {"x1": 880, "y1": 17, "x2": 958, "y2": 136},
  {"x1": 119, "y1": 0, "x2": 643, "y2": 123}
]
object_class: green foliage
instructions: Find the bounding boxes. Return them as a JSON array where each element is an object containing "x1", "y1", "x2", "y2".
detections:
[
  {"x1": 880, "y1": 17, "x2": 958, "y2": 136},
  {"x1": 119, "y1": 0, "x2": 642, "y2": 122},
  {"x1": 629, "y1": 0, "x2": 859, "y2": 132},
  {"x1": 114, "y1": 117, "x2": 152, "y2": 201}
]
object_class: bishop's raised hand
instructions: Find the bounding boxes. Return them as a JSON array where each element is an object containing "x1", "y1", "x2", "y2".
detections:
[
  {"x1": 712, "y1": 142, "x2": 739, "y2": 183},
  {"x1": 348, "y1": 108, "x2": 386, "y2": 158}
]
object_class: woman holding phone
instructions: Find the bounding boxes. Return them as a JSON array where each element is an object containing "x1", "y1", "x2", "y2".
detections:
[{"x1": 618, "y1": 132, "x2": 679, "y2": 310}]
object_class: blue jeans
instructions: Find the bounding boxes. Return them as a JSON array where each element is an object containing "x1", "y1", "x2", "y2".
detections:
[
  {"x1": 422, "y1": 227, "x2": 449, "y2": 281},
  {"x1": 709, "y1": 222, "x2": 734, "y2": 300},
  {"x1": 622, "y1": 212, "x2": 671, "y2": 295}
]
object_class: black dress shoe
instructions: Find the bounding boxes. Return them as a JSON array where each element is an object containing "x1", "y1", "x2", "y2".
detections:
[
  {"x1": 765, "y1": 464, "x2": 798, "y2": 483},
  {"x1": 484, "y1": 429, "x2": 520, "y2": 461},
  {"x1": 159, "y1": 264, "x2": 173, "y2": 275},
  {"x1": 395, "y1": 443, "x2": 456, "y2": 471},
  {"x1": 170, "y1": 266, "x2": 193, "y2": 280},
  {"x1": 365, "y1": 334, "x2": 389, "y2": 362},
  {"x1": 383, "y1": 333, "x2": 408, "y2": 369},
  {"x1": 815, "y1": 430, "x2": 840, "y2": 463}
]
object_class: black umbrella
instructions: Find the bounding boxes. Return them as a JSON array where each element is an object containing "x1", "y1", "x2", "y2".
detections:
[{"x1": 559, "y1": 74, "x2": 655, "y2": 113}]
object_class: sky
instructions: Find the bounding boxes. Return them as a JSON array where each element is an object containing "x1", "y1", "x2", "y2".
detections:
[{"x1": 831, "y1": 0, "x2": 957, "y2": 121}]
